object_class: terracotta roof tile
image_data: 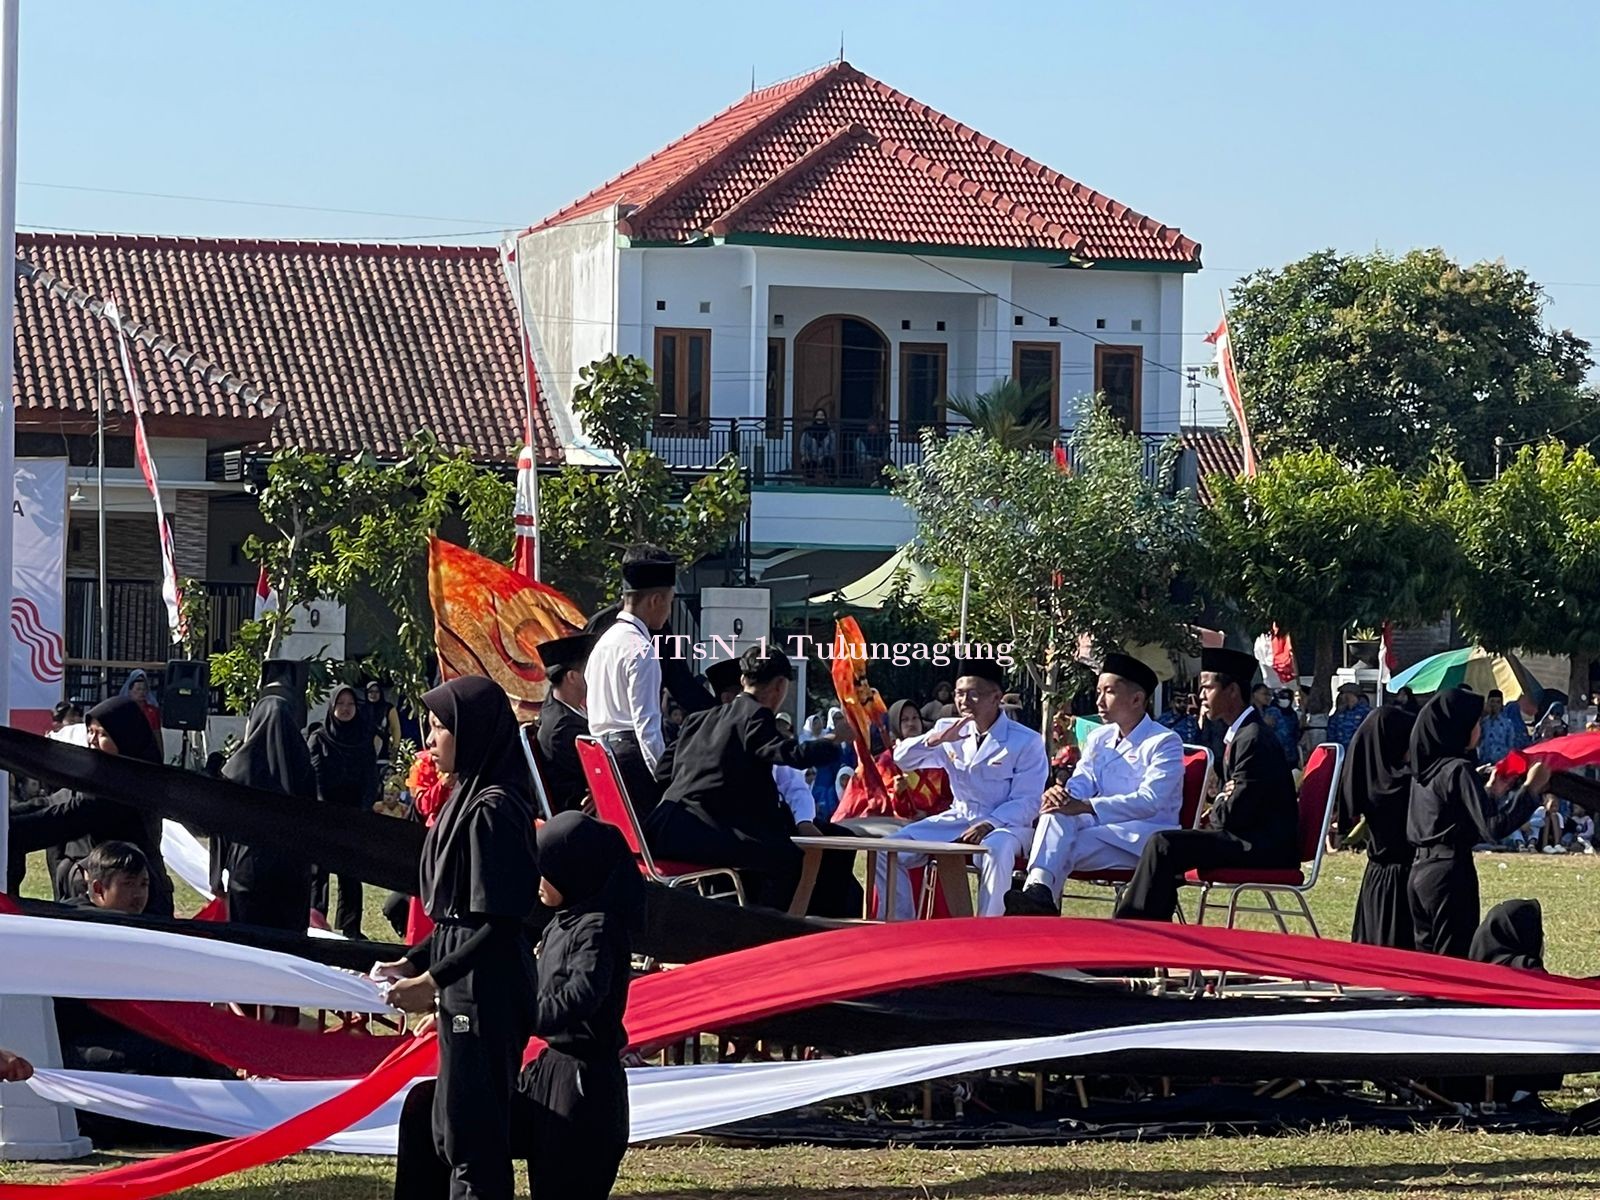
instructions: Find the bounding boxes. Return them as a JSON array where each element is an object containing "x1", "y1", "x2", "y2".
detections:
[
  {"x1": 532, "y1": 62, "x2": 1199, "y2": 264},
  {"x1": 14, "y1": 233, "x2": 560, "y2": 466},
  {"x1": 1180, "y1": 428, "x2": 1245, "y2": 505}
]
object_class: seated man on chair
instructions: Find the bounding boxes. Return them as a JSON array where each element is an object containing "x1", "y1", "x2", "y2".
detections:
[
  {"x1": 644, "y1": 646, "x2": 843, "y2": 911},
  {"x1": 533, "y1": 633, "x2": 596, "y2": 815},
  {"x1": 1114, "y1": 646, "x2": 1298, "y2": 923},
  {"x1": 1003, "y1": 653, "x2": 1183, "y2": 916},
  {"x1": 879, "y1": 659, "x2": 1048, "y2": 919}
]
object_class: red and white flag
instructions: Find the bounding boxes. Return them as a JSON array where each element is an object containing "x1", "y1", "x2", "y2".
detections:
[
  {"x1": 105, "y1": 300, "x2": 184, "y2": 643},
  {"x1": 502, "y1": 241, "x2": 541, "y2": 582},
  {"x1": 1378, "y1": 622, "x2": 1398, "y2": 690},
  {"x1": 1204, "y1": 302, "x2": 1258, "y2": 477},
  {"x1": 253, "y1": 566, "x2": 278, "y2": 622}
]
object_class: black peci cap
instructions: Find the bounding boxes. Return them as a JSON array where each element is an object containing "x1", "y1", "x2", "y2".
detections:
[
  {"x1": 1101, "y1": 652, "x2": 1158, "y2": 697},
  {"x1": 704, "y1": 658, "x2": 744, "y2": 696},
  {"x1": 955, "y1": 659, "x2": 1006, "y2": 687},
  {"x1": 1200, "y1": 647, "x2": 1260, "y2": 688},
  {"x1": 537, "y1": 633, "x2": 596, "y2": 676},
  {"x1": 621, "y1": 558, "x2": 677, "y2": 592}
]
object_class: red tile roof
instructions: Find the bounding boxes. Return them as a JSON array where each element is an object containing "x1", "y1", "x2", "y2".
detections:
[
  {"x1": 1180, "y1": 428, "x2": 1246, "y2": 505},
  {"x1": 530, "y1": 62, "x2": 1199, "y2": 265},
  {"x1": 14, "y1": 233, "x2": 562, "y2": 465}
]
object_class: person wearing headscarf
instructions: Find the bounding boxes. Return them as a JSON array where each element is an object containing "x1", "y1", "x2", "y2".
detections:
[
  {"x1": 1407, "y1": 687, "x2": 1548, "y2": 957},
  {"x1": 1337, "y1": 706, "x2": 1417, "y2": 950},
  {"x1": 378, "y1": 676, "x2": 539, "y2": 1200},
  {"x1": 834, "y1": 699, "x2": 953, "y2": 821},
  {"x1": 119, "y1": 669, "x2": 163, "y2": 735},
  {"x1": 7, "y1": 696, "x2": 176, "y2": 917},
  {"x1": 215, "y1": 692, "x2": 317, "y2": 932},
  {"x1": 309, "y1": 685, "x2": 378, "y2": 938},
  {"x1": 1470, "y1": 897, "x2": 1545, "y2": 970}
]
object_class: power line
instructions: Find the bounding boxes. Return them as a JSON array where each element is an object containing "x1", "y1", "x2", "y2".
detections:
[{"x1": 19, "y1": 180, "x2": 522, "y2": 226}]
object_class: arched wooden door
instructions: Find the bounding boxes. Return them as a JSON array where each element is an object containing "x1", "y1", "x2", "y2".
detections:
[{"x1": 793, "y1": 315, "x2": 888, "y2": 477}]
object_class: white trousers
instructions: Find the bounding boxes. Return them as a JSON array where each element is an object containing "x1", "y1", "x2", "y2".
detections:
[
  {"x1": 874, "y1": 813, "x2": 1028, "y2": 920},
  {"x1": 1024, "y1": 812, "x2": 1148, "y2": 900}
]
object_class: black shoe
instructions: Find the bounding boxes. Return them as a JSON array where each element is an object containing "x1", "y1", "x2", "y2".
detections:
[{"x1": 1003, "y1": 883, "x2": 1058, "y2": 916}]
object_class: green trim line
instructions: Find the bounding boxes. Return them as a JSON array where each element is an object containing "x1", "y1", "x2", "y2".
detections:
[
  {"x1": 621, "y1": 232, "x2": 1199, "y2": 273},
  {"x1": 752, "y1": 542, "x2": 902, "y2": 552},
  {"x1": 752, "y1": 484, "x2": 901, "y2": 496}
]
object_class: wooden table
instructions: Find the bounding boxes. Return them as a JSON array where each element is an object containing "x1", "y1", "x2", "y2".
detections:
[{"x1": 788, "y1": 835, "x2": 988, "y2": 920}]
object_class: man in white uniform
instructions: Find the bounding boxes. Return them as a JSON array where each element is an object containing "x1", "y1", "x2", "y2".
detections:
[
  {"x1": 1004, "y1": 653, "x2": 1184, "y2": 916},
  {"x1": 878, "y1": 659, "x2": 1047, "y2": 919},
  {"x1": 586, "y1": 552, "x2": 676, "y2": 816}
]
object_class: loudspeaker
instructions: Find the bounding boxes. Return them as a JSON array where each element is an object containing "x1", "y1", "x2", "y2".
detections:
[{"x1": 162, "y1": 659, "x2": 210, "y2": 731}]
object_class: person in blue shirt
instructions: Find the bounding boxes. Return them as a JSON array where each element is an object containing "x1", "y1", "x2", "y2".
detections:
[
  {"x1": 1478, "y1": 689, "x2": 1532, "y2": 765},
  {"x1": 1270, "y1": 688, "x2": 1301, "y2": 765},
  {"x1": 1327, "y1": 686, "x2": 1372, "y2": 750},
  {"x1": 1158, "y1": 692, "x2": 1201, "y2": 744}
]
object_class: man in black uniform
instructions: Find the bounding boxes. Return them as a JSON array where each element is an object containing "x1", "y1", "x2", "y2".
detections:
[
  {"x1": 643, "y1": 645, "x2": 841, "y2": 910},
  {"x1": 1114, "y1": 646, "x2": 1299, "y2": 923},
  {"x1": 583, "y1": 545, "x2": 714, "y2": 717},
  {"x1": 533, "y1": 633, "x2": 595, "y2": 815}
]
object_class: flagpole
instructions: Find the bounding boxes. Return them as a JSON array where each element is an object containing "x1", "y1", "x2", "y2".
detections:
[
  {"x1": 0, "y1": 0, "x2": 18, "y2": 890},
  {"x1": 510, "y1": 244, "x2": 541, "y2": 581}
]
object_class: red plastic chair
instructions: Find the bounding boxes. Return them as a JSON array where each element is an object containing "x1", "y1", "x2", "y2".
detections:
[
  {"x1": 1187, "y1": 741, "x2": 1344, "y2": 935},
  {"x1": 1060, "y1": 745, "x2": 1213, "y2": 908},
  {"x1": 574, "y1": 735, "x2": 744, "y2": 903}
]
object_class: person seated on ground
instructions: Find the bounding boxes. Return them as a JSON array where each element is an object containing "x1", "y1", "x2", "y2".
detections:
[
  {"x1": 1470, "y1": 897, "x2": 1545, "y2": 970},
  {"x1": 533, "y1": 633, "x2": 596, "y2": 815},
  {"x1": 1114, "y1": 647, "x2": 1299, "y2": 924},
  {"x1": 1005, "y1": 654, "x2": 1183, "y2": 916},
  {"x1": 879, "y1": 659, "x2": 1048, "y2": 920},
  {"x1": 0, "y1": 1048, "x2": 32, "y2": 1082},
  {"x1": 8, "y1": 696, "x2": 176, "y2": 918},
  {"x1": 644, "y1": 646, "x2": 848, "y2": 912},
  {"x1": 834, "y1": 699, "x2": 953, "y2": 822},
  {"x1": 70, "y1": 841, "x2": 150, "y2": 914}
]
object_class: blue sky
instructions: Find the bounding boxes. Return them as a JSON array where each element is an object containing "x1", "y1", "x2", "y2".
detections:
[{"x1": 19, "y1": 0, "x2": 1600, "y2": 423}]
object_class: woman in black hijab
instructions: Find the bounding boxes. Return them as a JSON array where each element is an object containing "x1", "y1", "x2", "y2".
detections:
[
  {"x1": 310, "y1": 684, "x2": 378, "y2": 938},
  {"x1": 9, "y1": 696, "x2": 175, "y2": 917},
  {"x1": 1407, "y1": 688, "x2": 1548, "y2": 957},
  {"x1": 1470, "y1": 898, "x2": 1545, "y2": 970},
  {"x1": 380, "y1": 676, "x2": 538, "y2": 1200},
  {"x1": 1337, "y1": 706, "x2": 1417, "y2": 949},
  {"x1": 215, "y1": 693, "x2": 316, "y2": 932}
]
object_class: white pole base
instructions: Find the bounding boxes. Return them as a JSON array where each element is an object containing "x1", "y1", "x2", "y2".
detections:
[{"x1": 0, "y1": 996, "x2": 92, "y2": 1160}]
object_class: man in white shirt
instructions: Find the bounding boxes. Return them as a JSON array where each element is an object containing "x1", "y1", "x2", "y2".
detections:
[
  {"x1": 878, "y1": 659, "x2": 1048, "y2": 919},
  {"x1": 1003, "y1": 653, "x2": 1184, "y2": 916},
  {"x1": 586, "y1": 552, "x2": 676, "y2": 816}
]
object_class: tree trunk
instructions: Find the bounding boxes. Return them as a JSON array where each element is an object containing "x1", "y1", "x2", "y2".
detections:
[
  {"x1": 1569, "y1": 655, "x2": 1594, "y2": 710},
  {"x1": 1305, "y1": 626, "x2": 1339, "y2": 714}
]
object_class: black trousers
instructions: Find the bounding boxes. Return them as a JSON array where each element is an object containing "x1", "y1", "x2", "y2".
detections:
[
  {"x1": 1408, "y1": 845, "x2": 1479, "y2": 958},
  {"x1": 600, "y1": 732, "x2": 662, "y2": 819},
  {"x1": 310, "y1": 866, "x2": 364, "y2": 939},
  {"x1": 1113, "y1": 829, "x2": 1288, "y2": 923},
  {"x1": 397, "y1": 1051, "x2": 627, "y2": 1200},
  {"x1": 644, "y1": 802, "x2": 862, "y2": 916}
]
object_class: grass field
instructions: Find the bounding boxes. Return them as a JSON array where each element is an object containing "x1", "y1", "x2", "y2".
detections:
[{"x1": 5, "y1": 849, "x2": 1600, "y2": 1197}]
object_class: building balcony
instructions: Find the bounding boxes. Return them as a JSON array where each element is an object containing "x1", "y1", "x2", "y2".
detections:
[{"x1": 645, "y1": 416, "x2": 1176, "y2": 488}]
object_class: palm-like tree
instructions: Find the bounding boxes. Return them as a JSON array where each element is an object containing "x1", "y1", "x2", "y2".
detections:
[{"x1": 944, "y1": 377, "x2": 1056, "y2": 451}]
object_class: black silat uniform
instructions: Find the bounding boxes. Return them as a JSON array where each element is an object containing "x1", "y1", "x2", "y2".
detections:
[{"x1": 1338, "y1": 706, "x2": 1417, "y2": 950}]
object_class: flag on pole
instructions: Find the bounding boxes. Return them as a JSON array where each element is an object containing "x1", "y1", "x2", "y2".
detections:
[
  {"x1": 1378, "y1": 622, "x2": 1397, "y2": 692},
  {"x1": 105, "y1": 300, "x2": 184, "y2": 644},
  {"x1": 1203, "y1": 300, "x2": 1259, "y2": 477},
  {"x1": 1051, "y1": 442, "x2": 1069, "y2": 473},
  {"x1": 253, "y1": 566, "x2": 278, "y2": 622},
  {"x1": 502, "y1": 241, "x2": 541, "y2": 581}
]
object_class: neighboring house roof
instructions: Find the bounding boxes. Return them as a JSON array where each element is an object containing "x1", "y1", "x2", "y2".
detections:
[
  {"x1": 1180, "y1": 427, "x2": 1246, "y2": 505},
  {"x1": 530, "y1": 61, "x2": 1199, "y2": 266},
  {"x1": 14, "y1": 232, "x2": 562, "y2": 465}
]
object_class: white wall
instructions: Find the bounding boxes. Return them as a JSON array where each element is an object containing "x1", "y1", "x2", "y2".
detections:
[{"x1": 749, "y1": 489, "x2": 917, "y2": 551}]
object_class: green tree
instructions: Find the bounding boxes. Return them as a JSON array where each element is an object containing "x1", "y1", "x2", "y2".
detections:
[
  {"x1": 1200, "y1": 449, "x2": 1461, "y2": 711},
  {"x1": 1227, "y1": 248, "x2": 1595, "y2": 477},
  {"x1": 1448, "y1": 442, "x2": 1600, "y2": 699},
  {"x1": 893, "y1": 403, "x2": 1197, "y2": 708},
  {"x1": 945, "y1": 377, "x2": 1055, "y2": 451}
]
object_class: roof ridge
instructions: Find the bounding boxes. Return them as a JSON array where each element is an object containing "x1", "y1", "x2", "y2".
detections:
[
  {"x1": 706, "y1": 122, "x2": 872, "y2": 237},
  {"x1": 16, "y1": 231, "x2": 499, "y2": 259},
  {"x1": 854, "y1": 70, "x2": 1198, "y2": 258},
  {"x1": 871, "y1": 132, "x2": 1086, "y2": 253},
  {"x1": 14, "y1": 254, "x2": 279, "y2": 416},
  {"x1": 531, "y1": 62, "x2": 847, "y2": 238}
]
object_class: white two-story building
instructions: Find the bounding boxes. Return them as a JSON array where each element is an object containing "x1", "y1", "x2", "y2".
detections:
[{"x1": 514, "y1": 60, "x2": 1202, "y2": 600}]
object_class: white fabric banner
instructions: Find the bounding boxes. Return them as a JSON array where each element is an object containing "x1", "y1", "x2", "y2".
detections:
[
  {"x1": 27, "y1": 1006, "x2": 1600, "y2": 1153},
  {"x1": 160, "y1": 820, "x2": 216, "y2": 902},
  {"x1": 0, "y1": 914, "x2": 387, "y2": 1012},
  {"x1": 10, "y1": 458, "x2": 68, "y2": 733}
]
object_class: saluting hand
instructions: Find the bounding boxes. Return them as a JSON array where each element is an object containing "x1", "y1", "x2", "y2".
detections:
[{"x1": 927, "y1": 717, "x2": 973, "y2": 747}]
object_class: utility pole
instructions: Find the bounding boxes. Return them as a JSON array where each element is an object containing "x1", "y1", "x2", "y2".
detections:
[
  {"x1": 1185, "y1": 366, "x2": 1199, "y2": 429},
  {"x1": 1494, "y1": 435, "x2": 1505, "y2": 481},
  {"x1": 97, "y1": 368, "x2": 108, "y2": 699}
]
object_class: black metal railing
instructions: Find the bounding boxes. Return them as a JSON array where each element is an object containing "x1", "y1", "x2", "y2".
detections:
[{"x1": 645, "y1": 416, "x2": 1174, "y2": 487}]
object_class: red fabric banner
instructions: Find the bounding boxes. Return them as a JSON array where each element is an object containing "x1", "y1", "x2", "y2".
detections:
[{"x1": 1500, "y1": 730, "x2": 1600, "y2": 777}]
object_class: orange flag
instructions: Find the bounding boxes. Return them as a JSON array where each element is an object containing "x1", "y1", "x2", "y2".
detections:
[
  {"x1": 426, "y1": 536, "x2": 586, "y2": 722},
  {"x1": 830, "y1": 617, "x2": 894, "y2": 804}
]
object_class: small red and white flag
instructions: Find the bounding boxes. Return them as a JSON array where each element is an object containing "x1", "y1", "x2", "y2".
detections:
[
  {"x1": 1204, "y1": 301, "x2": 1258, "y2": 477},
  {"x1": 253, "y1": 566, "x2": 278, "y2": 622},
  {"x1": 503, "y1": 241, "x2": 541, "y2": 581},
  {"x1": 1378, "y1": 622, "x2": 1398, "y2": 690},
  {"x1": 105, "y1": 300, "x2": 184, "y2": 643}
]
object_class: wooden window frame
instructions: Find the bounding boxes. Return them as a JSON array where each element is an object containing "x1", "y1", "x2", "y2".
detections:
[
  {"x1": 653, "y1": 327, "x2": 711, "y2": 428},
  {"x1": 1011, "y1": 341, "x2": 1061, "y2": 429},
  {"x1": 1094, "y1": 344, "x2": 1143, "y2": 431},
  {"x1": 898, "y1": 342, "x2": 948, "y2": 441},
  {"x1": 765, "y1": 336, "x2": 786, "y2": 438}
]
